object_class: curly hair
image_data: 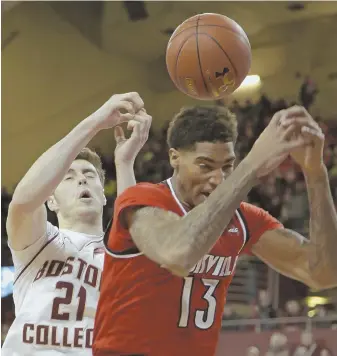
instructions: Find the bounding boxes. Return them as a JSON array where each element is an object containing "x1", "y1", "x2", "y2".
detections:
[
  {"x1": 75, "y1": 148, "x2": 105, "y2": 185},
  {"x1": 167, "y1": 105, "x2": 237, "y2": 150}
]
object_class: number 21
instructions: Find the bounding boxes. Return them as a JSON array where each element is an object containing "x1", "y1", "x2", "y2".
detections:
[
  {"x1": 51, "y1": 281, "x2": 86, "y2": 321},
  {"x1": 178, "y1": 277, "x2": 219, "y2": 330}
]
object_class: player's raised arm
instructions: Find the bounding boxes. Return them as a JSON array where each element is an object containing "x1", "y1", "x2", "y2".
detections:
[
  {"x1": 251, "y1": 107, "x2": 337, "y2": 290},
  {"x1": 7, "y1": 92, "x2": 144, "y2": 251},
  {"x1": 124, "y1": 109, "x2": 314, "y2": 277},
  {"x1": 114, "y1": 109, "x2": 152, "y2": 196}
]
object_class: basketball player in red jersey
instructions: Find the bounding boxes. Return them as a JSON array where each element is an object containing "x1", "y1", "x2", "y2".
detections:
[{"x1": 94, "y1": 105, "x2": 337, "y2": 356}]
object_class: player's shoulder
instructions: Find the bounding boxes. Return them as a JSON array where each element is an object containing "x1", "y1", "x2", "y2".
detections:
[
  {"x1": 239, "y1": 202, "x2": 282, "y2": 228},
  {"x1": 239, "y1": 202, "x2": 276, "y2": 221},
  {"x1": 114, "y1": 181, "x2": 178, "y2": 217},
  {"x1": 239, "y1": 201, "x2": 267, "y2": 216}
]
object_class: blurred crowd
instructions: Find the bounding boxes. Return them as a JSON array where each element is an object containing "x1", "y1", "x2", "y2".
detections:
[
  {"x1": 246, "y1": 329, "x2": 335, "y2": 356},
  {"x1": 223, "y1": 289, "x2": 337, "y2": 328},
  {"x1": 227, "y1": 289, "x2": 337, "y2": 355},
  {"x1": 2, "y1": 93, "x2": 337, "y2": 345}
]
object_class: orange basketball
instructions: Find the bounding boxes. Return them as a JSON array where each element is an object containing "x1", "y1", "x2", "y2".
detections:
[{"x1": 166, "y1": 13, "x2": 252, "y2": 100}]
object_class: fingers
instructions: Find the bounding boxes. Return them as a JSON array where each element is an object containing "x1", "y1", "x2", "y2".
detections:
[
  {"x1": 127, "y1": 112, "x2": 152, "y2": 144},
  {"x1": 301, "y1": 126, "x2": 324, "y2": 138},
  {"x1": 280, "y1": 118, "x2": 323, "y2": 142},
  {"x1": 127, "y1": 119, "x2": 142, "y2": 137},
  {"x1": 271, "y1": 105, "x2": 317, "y2": 130},
  {"x1": 280, "y1": 116, "x2": 320, "y2": 132},
  {"x1": 283, "y1": 105, "x2": 309, "y2": 119},
  {"x1": 281, "y1": 123, "x2": 322, "y2": 150},
  {"x1": 272, "y1": 105, "x2": 323, "y2": 148},
  {"x1": 270, "y1": 110, "x2": 286, "y2": 126},
  {"x1": 281, "y1": 124, "x2": 297, "y2": 141},
  {"x1": 119, "y1": 92, "x2": 144, "y2": 113},
  {"x1": 301, "y1": 126, "x2": 325, "y2": 146},
  {"x1": 114, "y1": 126, "x2": 125, "y2": 144},
  {"x1": 114, "y1": 100, "x2": 135, "y2": 116},
  {"x1": 142, "y1": 110, "x2": 152, "y2": 137},
  {"x1": 284, "y1": 131, "x2": 315, "y2": 150},
  {"x1": 279, "y1": 125, "x2": 324, "y2": 155}
]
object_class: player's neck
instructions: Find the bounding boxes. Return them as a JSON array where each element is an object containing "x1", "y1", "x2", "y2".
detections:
[
  {"x1": 170, "y1": 174, "x2": 193, "y2": 212},
  {"x1": 58, "y1": 215, "x2": 103, "y2": 236}
]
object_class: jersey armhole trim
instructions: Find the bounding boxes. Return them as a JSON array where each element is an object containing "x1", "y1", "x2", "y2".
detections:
[
  {"x1": 236, "y1": 207, "x2": 251, "y2": 249},
  {"x1": 13, "y1": 233, "x2": 59, "y2": 285},
  {"x1": 103, "y1": 218, "x2": 143, "y2": 259},
  {"x1": 104, "y1": 181, "x2": 169, "y2": 259}
]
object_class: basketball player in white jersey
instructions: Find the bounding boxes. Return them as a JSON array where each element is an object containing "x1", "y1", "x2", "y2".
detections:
[{"x1": 2, "y1": 92, "x2": 151, "y2": 355}]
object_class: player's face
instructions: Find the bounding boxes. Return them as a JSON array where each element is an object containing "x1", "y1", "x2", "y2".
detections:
[
  {"x1": 170, "y1": 141, "x2": 235, "y2": 208},
  {"x1": 49, "y1": 159, "x2": 106, "y2": 220}
]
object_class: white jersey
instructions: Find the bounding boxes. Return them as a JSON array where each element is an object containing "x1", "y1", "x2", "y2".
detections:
[{"x1": 2, "y1": 222, "x2": 104, "y2": 356}]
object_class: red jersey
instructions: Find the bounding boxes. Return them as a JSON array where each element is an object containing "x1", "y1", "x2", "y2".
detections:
[{"x1": 93, "y1": 180, "x2": 282, "y2": 356}]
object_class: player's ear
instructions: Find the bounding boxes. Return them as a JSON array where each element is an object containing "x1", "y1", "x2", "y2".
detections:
[
  {"x1": 47, "y1": 195, "x2": 59, "y2": 213},
  {"x1": 169, "y1": 148, "x2": 180, "y2": 170}
]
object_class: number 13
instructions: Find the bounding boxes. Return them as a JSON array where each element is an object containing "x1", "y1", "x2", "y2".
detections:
[{"x1": 178, "y1": 277, "x2": 219, "y2": 330}]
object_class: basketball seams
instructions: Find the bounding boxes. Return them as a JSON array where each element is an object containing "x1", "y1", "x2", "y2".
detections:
[
  {"x1": 169, "y1": 25, "x2": 197, "y2": 43},
  {"x1": 173, "y1": 33, "x2": 197, "y2": 86},
  {"x1": 169, "y1": 24, "x2": 250, "y2": 48},
  {"x1": 196, "y1": 16, "x2": 209, "y2": 95},
  {"x1": 167, "y1": 15, "x2": 251, "y2": 99},
  {"x1": 198, "y1": 32, "x2": 239, "y2": 84}
]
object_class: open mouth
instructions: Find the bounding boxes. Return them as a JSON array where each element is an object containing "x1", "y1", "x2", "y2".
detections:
[
  {"x1": 202, "y1": 192, "x2": 211, "y2": 198},
  {"x1": 79, "y1": 190, "x2": 92, "y2": 199}
]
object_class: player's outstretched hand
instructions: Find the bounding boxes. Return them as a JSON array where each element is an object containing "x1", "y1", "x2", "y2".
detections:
[
  {"x1": 247, "y1": 106, "x2": 315, "y2": 178},
  {"x1": 92, "y1": 92, "x2": 145, "y2": 130},
  {"x1": 114, "y1": 108, "x2": 152, "y2": 165},
  {"x1": 279, "y1": 106, "x2": 325, "y2": 176}
]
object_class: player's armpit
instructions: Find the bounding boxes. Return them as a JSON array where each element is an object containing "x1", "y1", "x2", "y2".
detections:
[
  {"x1": 124, "y1": 206, "x2": 189, "y2": 276},
  {"x1": 6, "y1": 203, "x2": 47, "y2": 251},
  {"x1": 252, "y1": 228, "x2": 337, "y2": 290}
]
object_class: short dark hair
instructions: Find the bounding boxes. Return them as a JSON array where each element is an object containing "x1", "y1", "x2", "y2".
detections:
[
  {"x1": 75, "y1": 148, "x2": 105, "y2": 185},
  {"x1": 167, "y1": 106, "x2": 237, "y2": 150}
]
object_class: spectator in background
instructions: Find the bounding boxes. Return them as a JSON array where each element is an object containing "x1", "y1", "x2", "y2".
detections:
[
  {"x1": 281, "y1": 180, "x2": 310, "y2": 234},
  {"x1": 315, "y1": 305, "x2": 328, "y2": 318},
  {"x1": 283, "y1": 300, "x2": 304, "y2": 331},
  {"x1": 255, "y1": 289, "x2": 278, "y2": 331},
  {"x1": 222, "y1": 305, "x2": 242, "y2": 331},
  {"x1": 266, "y1": 332, "x2": 290, "y2": 356},
  {"x1": 313, "y1": 305, "x2": 333, "y2": 329},
  {"x1": 258, "y1": 177, "x2": 283, "y2": 219},
  {"x1": 299, "y1": 76, "x2": 318, "y2": 110},
  {"x1": 284, "y1": 300, "x2": 302, "y2": 318},
  {"x1": 257, "y1": 289, "x2": 277, "y2": 319},
  {"x1": 293, "y1": 330, "x2": 333, "y2": 356},
  {"x1": 247, "y1": 346, "x2": 261, "y2": 356}
]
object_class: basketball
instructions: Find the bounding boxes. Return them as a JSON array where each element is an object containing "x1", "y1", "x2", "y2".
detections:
[{"x1": 166, "y1": 13, "x2": 252, "y2": 100}]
